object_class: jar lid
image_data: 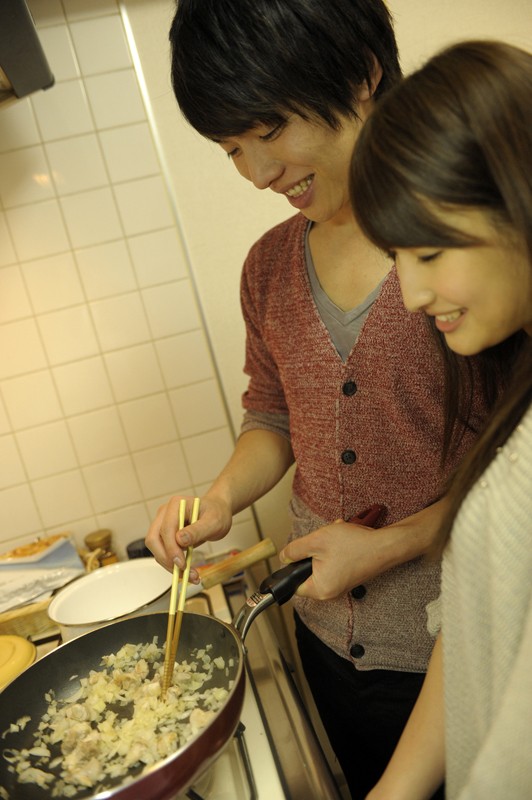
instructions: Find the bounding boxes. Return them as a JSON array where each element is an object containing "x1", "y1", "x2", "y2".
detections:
[
  {"x1": 0, "y1": 635, "x2": 36, "y2": 690},
  {"x1": 85, "y1": 529, "x2": 112, "y2": 550},
  {"x1": 126, "y1": 539, "x2": 152, "y2": 559}
]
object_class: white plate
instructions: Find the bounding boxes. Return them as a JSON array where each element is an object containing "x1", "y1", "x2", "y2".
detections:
[
  {"x1": 0, "y1": 536, "x2": 68, "y2": 565},
  {"x1": 48, "y1": 558, "x2": 173, "y2": 626}
]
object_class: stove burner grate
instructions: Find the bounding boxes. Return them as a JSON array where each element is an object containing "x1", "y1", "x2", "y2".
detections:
[{"x1": 180, "y1": 722, "x2": 257, "y2": 800}]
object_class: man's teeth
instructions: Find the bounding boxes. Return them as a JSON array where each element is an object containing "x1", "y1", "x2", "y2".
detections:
[
  {"x1": 286, "y1": 176, "x2": 313, "y2": 197},
  {"x1": 436, "y1": 310, "x2": 462, "y2": 322}
]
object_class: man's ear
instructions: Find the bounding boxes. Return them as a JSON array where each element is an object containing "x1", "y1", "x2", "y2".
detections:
[
  {"x1": 358, "y1": 56, "x2": 383, "y2": 102},
  {"x1": 356, "y1": 57, "x2": 383, "y2": 120}
]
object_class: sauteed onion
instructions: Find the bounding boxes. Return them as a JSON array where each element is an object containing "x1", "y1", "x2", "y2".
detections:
[{"x1": 1, "y1": 638, "x2": 230, "y2": 798}]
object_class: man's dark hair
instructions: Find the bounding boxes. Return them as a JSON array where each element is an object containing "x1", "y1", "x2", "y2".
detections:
[{"x1": 169, "y1": 0, "x2": 401, "y2": 138}]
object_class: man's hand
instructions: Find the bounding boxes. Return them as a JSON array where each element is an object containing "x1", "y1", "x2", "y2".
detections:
[
  {"x1": 145, "y1": 494, "x2": 232, "y2": 573},
  {"x1": 279, "y1": 499, "x2": 447, "y2": 599}
]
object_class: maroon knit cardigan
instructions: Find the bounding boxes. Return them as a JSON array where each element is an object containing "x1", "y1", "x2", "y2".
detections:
[{"x1": 241, "y1": 213, "x2": 485, "y2": 671}]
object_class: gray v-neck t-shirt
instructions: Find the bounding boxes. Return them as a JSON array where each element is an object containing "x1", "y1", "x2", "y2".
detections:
[{"x1": 304, "y1": 224, "x2": 383, "y2": 362}]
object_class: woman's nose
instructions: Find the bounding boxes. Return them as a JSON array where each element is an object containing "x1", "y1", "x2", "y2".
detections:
[{"x1": 396, "y1": 258, "x2": 436, "y2": 312}]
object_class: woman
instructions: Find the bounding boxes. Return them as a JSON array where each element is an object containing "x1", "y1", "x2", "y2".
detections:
[
  {"x1": 146, "y1": 3, "x2": 491, "y2": 796},
  {"x1": 350, "y1": 40, "x2": 532, "y2": 798}
]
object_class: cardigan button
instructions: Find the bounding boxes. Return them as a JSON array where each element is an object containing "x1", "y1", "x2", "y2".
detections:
[
  {"x1": 342, "y1": 380, "x2": 357, "y2": 396},
  {"x1": 350, "y1": 643, "x2": 365, "y2": 659},
  {"x1": 351, "y1": 585, "x2": 367, "y2": 600},
  {"x1": 341, "y1": 449, "x2": 356, "y2": 465}
]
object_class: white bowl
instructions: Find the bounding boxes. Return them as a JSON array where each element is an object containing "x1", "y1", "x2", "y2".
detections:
[{"x1": 48, "y1": 558, "x2": 173, "y2": 640}]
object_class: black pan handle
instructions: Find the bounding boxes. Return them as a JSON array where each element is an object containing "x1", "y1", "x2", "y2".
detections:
[{"x1": 259, "y1": 558, "x2": 312, "y2": 605}]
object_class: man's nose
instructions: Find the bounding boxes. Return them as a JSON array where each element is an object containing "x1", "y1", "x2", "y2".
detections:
[{"x1": 240, "y1": 146, "x2": 284, "y2": 190}]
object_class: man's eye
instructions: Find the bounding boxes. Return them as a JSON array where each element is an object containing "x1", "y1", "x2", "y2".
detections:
[{"x1": 260, "y1": 122, "x2": 285, "y2": 141}]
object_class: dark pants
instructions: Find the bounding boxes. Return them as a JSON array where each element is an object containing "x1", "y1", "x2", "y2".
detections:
[{"x1": 294, "y1": 613, "x2": 445, "y2": 800}]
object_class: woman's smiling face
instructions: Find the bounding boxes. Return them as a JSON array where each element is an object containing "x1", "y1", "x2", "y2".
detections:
[
  {"x1": 216, "y1": 111, "x2": 367, "y2": 225},
  {"x1": 393, "y1": 208, "x2": 532, "y2": 355}
]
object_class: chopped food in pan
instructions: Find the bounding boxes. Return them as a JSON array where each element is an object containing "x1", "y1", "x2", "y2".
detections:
[{"x1": 1, "y1": 638, "x2": 230, "y2": 798}]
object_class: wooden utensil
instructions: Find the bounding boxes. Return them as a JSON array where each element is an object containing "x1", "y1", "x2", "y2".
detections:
[
  {"x1": 198, "y1": 537, "x2": 277, "y2": 589},
  {"x1": 162, "y1": 497, "x2": 199, "y2": 696}
]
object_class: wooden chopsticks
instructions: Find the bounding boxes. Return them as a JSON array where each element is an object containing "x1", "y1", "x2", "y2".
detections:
[{"x1": 161, "y1": 497, "x2": 200, "y2": 698}]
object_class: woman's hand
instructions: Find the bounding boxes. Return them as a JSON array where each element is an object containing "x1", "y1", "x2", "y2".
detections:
[{"x1": 145, "y1": 493, "x2": 232, "y2": 573}]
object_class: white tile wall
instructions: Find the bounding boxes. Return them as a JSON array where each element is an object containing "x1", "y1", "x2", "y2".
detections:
[
  {"x1": 0, "y1": 266, "x2": 33, "y2": 323},
  {"x1": 22, "y1": 252, "x2": 86, "y2": 313},
  {"x1": 0, "y1": 0, "x2": 258, "y2": 560}
]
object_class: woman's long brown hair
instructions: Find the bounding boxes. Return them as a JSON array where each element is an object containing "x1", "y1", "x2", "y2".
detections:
[{"x1": 350, "y1": 40, "x2": 532, "y2": 550}]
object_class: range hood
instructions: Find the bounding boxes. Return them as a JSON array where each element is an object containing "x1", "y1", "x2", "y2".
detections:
[{"x1": 0, "y1": 0, "x2": 54, "y2": 106}]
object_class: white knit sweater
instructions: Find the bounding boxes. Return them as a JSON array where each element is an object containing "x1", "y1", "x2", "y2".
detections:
[{"x1": 442, "y1": 403, "x2": 532, "y2": 798}]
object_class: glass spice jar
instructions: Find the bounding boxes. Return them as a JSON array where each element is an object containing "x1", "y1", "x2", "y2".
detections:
[{"x1": 84, "y1": 529, "x2": 118, "y2": 567}]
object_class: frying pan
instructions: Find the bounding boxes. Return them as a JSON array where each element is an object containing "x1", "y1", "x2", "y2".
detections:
[{"x1": 0, "y1": 559, "x2": 312, "y2": 800}]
